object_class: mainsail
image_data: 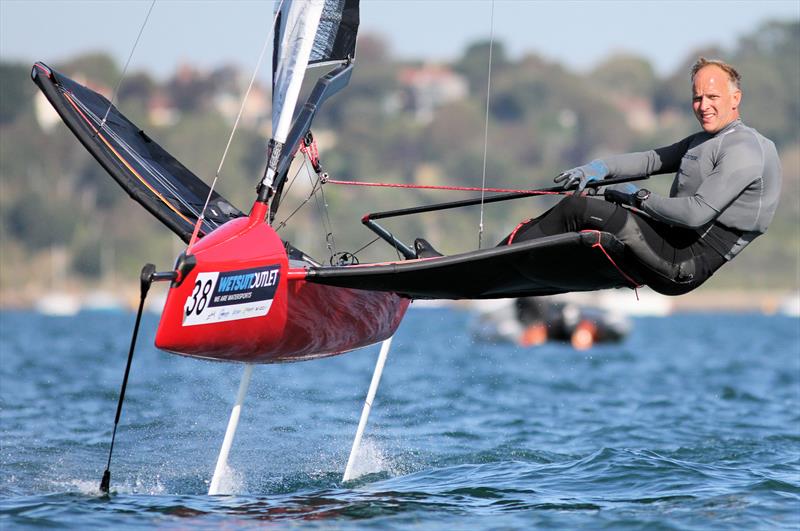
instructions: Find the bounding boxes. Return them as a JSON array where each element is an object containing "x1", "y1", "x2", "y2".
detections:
[{"x1": 262, "y1": 0, "x2": 359, "y2": 191}]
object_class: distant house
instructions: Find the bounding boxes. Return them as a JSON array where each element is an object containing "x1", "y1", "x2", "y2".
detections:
[
  {"x1": 167, "y1": 63, "x2": 272, "y2": 132},
  {"x1": 34, "y1": 74, "x2": 112, "y2": 132},
  {"x1": 609, "y1": 95, "x2": 657, "y2": 134},
  {"x1": 174, "y1": 63, "x2": 200, "y2": 86},
  {"x1": 213, "y1": 77, "x2": 271, "y2": 134},
  {"x1": 147, "y1": 90, "x2": 179, "y2": 127},
  {"x1": 34, "y1": 92, "x2": 61, "y2": 132},
  {"x1": 397, "y1": 64, "x2": 469, "y2": 123}
]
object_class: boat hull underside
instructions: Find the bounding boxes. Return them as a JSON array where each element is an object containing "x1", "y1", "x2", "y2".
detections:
[{"x1": 158, "y1": 279, "x2": 409, "y2": 364}]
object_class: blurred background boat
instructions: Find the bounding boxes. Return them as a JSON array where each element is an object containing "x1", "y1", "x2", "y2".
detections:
[
  {"x1": 777, "y1": 290, "x2": 800, "y2": 317},
  {"x1": 33, "y1": 292, "x2": 80, "y2": 316},
  {"x1": 470, "y1": 293, "x2": 636, "y2": 350}
]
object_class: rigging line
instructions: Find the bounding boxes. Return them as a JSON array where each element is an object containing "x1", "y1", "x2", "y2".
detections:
[
  {"x1": 324, "y1": 178, "x2": 562, "y2": 195},
  {"x1": 297, "y1": 152, "x2": 336, "y2": 252},
  {"x1": 319, "y1": 183, "x2": 337, "y2": 257},
  {"x1": 75, "y1": 98, "x2": 199, "y2": 210},
  {"x1": 306, "y1": 158, "x2": 337, "y2": 257},
  {"x1": 72, "y1": 95, "x2": 218, "y2": 233},
  {"x1": 274, "y1": 159, "x2": 314, "y2": 231},
  {"x1": 195, "y1": 0, "x2": 287, "y2": 232},
  {"x1": 350, "y1": 236, "x2": 381, "y2": 258},
  {"x1": 71, "y1": 94, "x2": 186, "y2": 198},
  {"x1": 279, "y1": 161, "x2": 302, "y2": 200},
  {"x1": 214, "y1": 0, "x2": 285, "y2": 180},
  {"x1": 100, "y1": 0, "x2": 156, "y2": 127},
  {"x1": 478, "y1": 0, "x2": 496, "y2": 249},
  {"x1": 64, "y1": 91, "x2": 207, "y2": 231},
  {"x1": 275, "y1": 183, "x2": 320, "y2": 231}
]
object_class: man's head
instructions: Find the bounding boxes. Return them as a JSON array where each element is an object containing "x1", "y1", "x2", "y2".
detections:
[{"x1": 690, "y1": 57, "x2": 742, "y2": 134}]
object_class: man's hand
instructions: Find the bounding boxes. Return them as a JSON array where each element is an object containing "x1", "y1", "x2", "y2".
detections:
[
  {"x1": 554, "y1": 160, "x2": 609, "y2": 193},
  {"x1": 604, "y1": 184, "x2": 649, "y2": 208},
  {"x1": 603, "y1": 187, "x2": 636, "y2": 207}
]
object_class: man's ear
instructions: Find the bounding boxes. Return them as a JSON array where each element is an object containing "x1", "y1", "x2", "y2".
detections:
[{"x1": 732, "y1": 89, "x2": 742, "y2": 110}]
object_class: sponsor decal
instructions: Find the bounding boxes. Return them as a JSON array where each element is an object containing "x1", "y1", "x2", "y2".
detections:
[{"x1": 183, "y1": 265, "x2": 280, "y2": 326}]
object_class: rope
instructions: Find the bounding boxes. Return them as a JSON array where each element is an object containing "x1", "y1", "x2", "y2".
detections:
[
  {"x1": 214, "y1": 0, "x2": 284, "y2": 180},
  {"x1": 190, "y1": 0, "x2": 286, "y2": 247},
  {"x1": 582, "y1": 230, "x2": 641, "y2": 298},
  {"x1": 324, "y1": 178, "x2": 563, "y2": 196},
  {"x1": 274, "y1": 161, "x2": 319, "y2": 231},
  {"x1": 100, "y1": 0, "x2": 156, "y2": 127},
  {"x1": 351, "y1": 236, "x2": 381, "y2": 257},
  {"x1": 312, "y1": 167, "x2": 337, "y2": 259},
  {"x1": 478, "y1": 0, "x2": 496, "y2": 249},
  {"x1": 277, "y1": 150, "x2": 338, "y2": 261},
  {"x1": 506, "y1": 218, "x2": 533, "y2": 245}
]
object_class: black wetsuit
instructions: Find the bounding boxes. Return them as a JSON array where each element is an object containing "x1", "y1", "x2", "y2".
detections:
[{"x1": 503, "y1": 120, "x2": 781, "y2": 295}]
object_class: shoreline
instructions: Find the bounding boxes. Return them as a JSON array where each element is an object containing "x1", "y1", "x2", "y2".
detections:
[
  {"x1": 1, "y1": 286, "x2": 796, "y2": 314},
  {"x1": 670, "y1": 289, "x2": 797, "y2": 313}
]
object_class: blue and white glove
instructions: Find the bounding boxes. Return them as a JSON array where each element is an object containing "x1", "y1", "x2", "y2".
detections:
[{"x1": 554, "y1": 160, "x2": 609, "y2": 193}]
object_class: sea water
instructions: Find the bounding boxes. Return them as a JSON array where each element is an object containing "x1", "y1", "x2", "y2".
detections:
[{"x1": 1, "y1": 306, "x2": 798, "y2": 529}]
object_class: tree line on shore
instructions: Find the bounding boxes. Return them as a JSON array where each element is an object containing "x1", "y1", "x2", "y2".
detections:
[{"x1": 0, "y1": 20, "x2": 797, "y2": 301}]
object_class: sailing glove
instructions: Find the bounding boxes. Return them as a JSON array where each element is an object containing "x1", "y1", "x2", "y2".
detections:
[
  {"x1": 604, "y1": 182, "x2": 639, "y2": 195},
  {"x1": 554, "y1": 160, "x2": 609, "y2": 193},
  {"x1": 605, "y1": 186, "x2": 650, "y2": 209},
  {"x1": 603, "y1": 187, "x2": 636, "y2": 207}
]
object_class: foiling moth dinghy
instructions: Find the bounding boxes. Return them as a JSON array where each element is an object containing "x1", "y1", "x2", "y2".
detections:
[{"x1": 32, "y1": 0, "x2": 644, "y2": 494}]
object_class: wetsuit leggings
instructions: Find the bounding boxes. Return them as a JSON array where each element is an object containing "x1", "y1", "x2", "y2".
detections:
[{"x1": 499, "y1": 196, "x2": 729, "y2": 295}]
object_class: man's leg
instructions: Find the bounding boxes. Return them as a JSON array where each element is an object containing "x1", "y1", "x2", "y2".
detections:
[
  {"x1": 498, "y1": 195, "x2": 724, "y2": 295},
  {"x1": 499, "y1": 195, "x2": 626, "y2": 245}
]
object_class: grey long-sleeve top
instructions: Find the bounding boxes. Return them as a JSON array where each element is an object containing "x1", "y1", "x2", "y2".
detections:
[{"x1": 601, "y1": 119, "x2": 781, "y2": 259}]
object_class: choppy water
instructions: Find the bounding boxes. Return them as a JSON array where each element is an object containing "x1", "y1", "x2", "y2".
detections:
[{"x1": 1, "y1": 306, "x2": 798, "y2": 529}]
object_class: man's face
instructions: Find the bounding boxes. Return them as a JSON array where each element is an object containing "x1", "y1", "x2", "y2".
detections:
[{"x1": 692, "y1": 65, "x2": 741, "y2": 134}]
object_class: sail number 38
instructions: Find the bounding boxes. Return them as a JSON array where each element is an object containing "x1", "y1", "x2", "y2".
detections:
[
  {"x1": 181, "y1": 267, "x2": 279, "y2": 326},
  {"x1": 185, "y1": 279, "x2": 213, "y2": 316}
]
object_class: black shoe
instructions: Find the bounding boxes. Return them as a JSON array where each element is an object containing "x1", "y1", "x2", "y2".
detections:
[{"x1": 414, "y1": 238, "x2": 443, "y2": 258}]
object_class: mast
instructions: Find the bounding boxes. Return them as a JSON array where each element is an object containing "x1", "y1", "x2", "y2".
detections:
[
  {"x1": 257, "y1": 0, "x2": 360, "y2": 208},
  {"x1": 259, "y1": 0, "x2": 325, "y2": 199}
]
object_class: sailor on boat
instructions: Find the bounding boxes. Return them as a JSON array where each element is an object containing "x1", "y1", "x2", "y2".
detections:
[{"x1": 498, "y1": 58, "x2": 781, "y2": 295}]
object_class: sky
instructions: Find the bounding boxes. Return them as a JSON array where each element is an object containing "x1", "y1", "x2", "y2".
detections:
[{"x1": 2, "y1": 0, "x2": 798, "y2": 80}]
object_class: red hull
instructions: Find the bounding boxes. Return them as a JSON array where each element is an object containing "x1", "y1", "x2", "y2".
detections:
[{"x1": 154, "y1": 203, "x2": 409, "y2": 363}]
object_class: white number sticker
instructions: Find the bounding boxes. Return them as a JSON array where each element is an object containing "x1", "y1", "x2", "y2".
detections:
[{"x1": 182, "y1": 265, "x2": 280, "y2": 326}]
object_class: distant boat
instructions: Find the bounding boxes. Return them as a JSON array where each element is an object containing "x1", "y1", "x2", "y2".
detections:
[
  {"x1": 34, "y1": 293, "x2": 80, "y2": 316},
  {"x1": 36, "y1": 246, "x2": 79, "y2": 316},
  {"x1": 559, "y1": 288, "x2": 673, "y2": 317},
  {"x1": 145, "y1": 291, "x2": 168, "y2": 315},
  {"x1": 777, "y1": 291, "x2": 800, "y2": 317},
  {"x1": 81, "y1": 291, "x2": 126, "y2": 312},
  {"x1": 471, "y1": 297, "x2": 631, "y2": 350}
]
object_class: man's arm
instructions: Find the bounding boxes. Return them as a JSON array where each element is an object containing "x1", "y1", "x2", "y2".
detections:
[
  {"x1": 602, "y1": 135, "x2": 695, "y2": 178},
  {"x1": 640, "y1": 134, "x2": 763, "y2": 228},
  {"x1": 555, "y1": 134, "x2": 696, "y2": 191}
]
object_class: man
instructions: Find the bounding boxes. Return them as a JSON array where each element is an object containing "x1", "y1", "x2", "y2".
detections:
[{"x1": 501, "y1": 57, "x2": 781, "y2": 295}]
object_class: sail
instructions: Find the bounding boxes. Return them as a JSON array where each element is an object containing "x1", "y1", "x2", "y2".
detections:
[
  {"x1": 263, "y1": 0, "x2": 359, "y2": 190},
  {"x1": 305, "y1": 0, "x2": 359, "y2": 67},
  {"x1": 31, "y1": 63, "x2": 245, "y2": 243}
]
